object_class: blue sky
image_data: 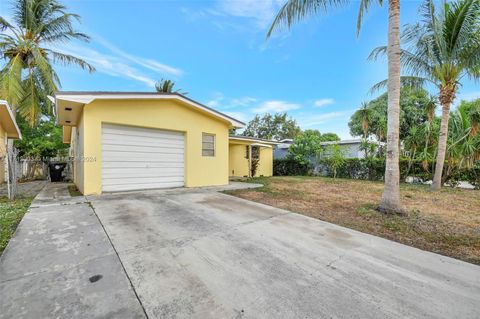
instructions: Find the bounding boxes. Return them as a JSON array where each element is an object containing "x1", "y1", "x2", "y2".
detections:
[{"x1": 1, "y1": 0, "x2": 479, "y2": 138}]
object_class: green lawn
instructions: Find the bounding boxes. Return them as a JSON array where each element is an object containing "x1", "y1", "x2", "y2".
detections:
[{"x1": 0, "y1": 196, "x2": 33, "y2": 255}]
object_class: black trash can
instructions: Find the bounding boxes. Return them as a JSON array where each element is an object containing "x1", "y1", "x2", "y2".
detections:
[{"x1": 49, "y1": 163, "x2": 67, "y2": 182}]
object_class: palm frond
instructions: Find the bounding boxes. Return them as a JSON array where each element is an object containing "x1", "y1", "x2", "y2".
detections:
[
  {"x1": 357, "y1": 0, "x2": 383, "y2": 36},
  {"x1": 267, "y1": 0, "x2": 348, "y2": 38},
  {"x1": 369, "y1": 76, "x2": 429, "y2": 94},
  {"x1": 47, "y1": 50, "x2": 95, "y2": 72}
]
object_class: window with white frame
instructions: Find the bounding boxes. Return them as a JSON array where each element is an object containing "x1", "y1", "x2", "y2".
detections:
[{"x1": 202, "y1": 133, "x2": 215, "y2": 156}]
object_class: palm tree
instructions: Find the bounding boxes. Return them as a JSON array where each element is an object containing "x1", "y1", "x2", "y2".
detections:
[
  {"x1": 155, "y1": 78, "x2": 187, "y2": 95},
  {"x1": 268, "y1": 0, "x2": 404, "y2": 213},
  {"x1": 358, "y1": 102, "x2": 371, "y2": 138},
  {"x1": 371, "y1": 0, "x2": 480, "y2": 190},
  {"x1": 0, "y1": 0, "x2": 94, "y2": 126}
]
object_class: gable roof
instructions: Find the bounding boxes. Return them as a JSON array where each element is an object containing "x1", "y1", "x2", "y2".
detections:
[
  {"x1": 0, "y1": 100, "x2": 21, "y2": 139},
  {"x1": 54, "y1": 91, "x2": 245, "y2": 128}
]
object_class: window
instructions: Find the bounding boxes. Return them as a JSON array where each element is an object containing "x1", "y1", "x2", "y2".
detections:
[{"x1": 202, "y1": 133, "x2": 215, "y2": 156}]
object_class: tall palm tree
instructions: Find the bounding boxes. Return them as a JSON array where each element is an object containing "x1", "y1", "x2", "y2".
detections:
[
  {"x1": 268, "y1": 0, "x2": 404, "y2": 213},
  {"x1": 0, "y1": 0, "x2": 94, "y2": 126},
  {"x1": 371, "y1": 0, "x2": 480, "y2": 190}
]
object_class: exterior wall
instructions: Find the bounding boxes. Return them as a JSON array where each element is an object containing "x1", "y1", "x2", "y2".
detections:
[
  {"x1": 79, "y1": 99, "x2": 230, "y2": 195},
  {"x1": 0, "y1": 124, "x2": 6, "y2": 183},
  {"x1": 71, "y1": 111, "x2": 85, "y2": 194},
  {"x1": 229, "y1": 144, "x2": 249, "y2": 177},
  {"x1": 229, "y1": 141, "x2": 273, "y2": 177}
]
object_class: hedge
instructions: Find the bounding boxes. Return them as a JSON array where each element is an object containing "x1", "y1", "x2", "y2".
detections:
[
  {"x1": 273, "y1": 158, "x2": 311, "y2": 176},
  {"x1": 273, "y1": 157, "x2": 480, "y2": 189}
]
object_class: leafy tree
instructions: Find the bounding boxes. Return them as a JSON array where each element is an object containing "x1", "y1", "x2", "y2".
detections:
[
  {"x1": 268, "y1": 0, "x2": 404, "y2": 213},
  {"x1": 322, "y1": 144, "x2": 346, "y2": 179},
  {"x1": 14, "y1": 115, "x2": 68, "y2": 179},
  {"x1": 370, "y1": 0, "x2": 480, "y2": 190},
  {"x1": 155, "y1": 79, "x2": 187, "y2": 95},
  {"x1": 288, "y1": 129, "x2": 322, "y2": 165},
  {"x1": 349, "y1": 88, "x2": 433, "y2": 141},
  {"x1": 319, "y1": 132, "x2": 340, "y2": 142},
  {"x1": 242, "y1": 113, "x2": 301, "y2": 140},
  {"x1": 0, "y1": 0, "x2": 94, "y2": 126}
]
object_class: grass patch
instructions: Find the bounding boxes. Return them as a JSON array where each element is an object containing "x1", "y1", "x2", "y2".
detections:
[
  {"x1": 228, "y1": 176, "x2": 480, "y2": 265},
  {"x1": 68, "y1": 185, "x2": 82, "y2": 197},
  {"x1": 0, "y1": 196, "x2": 33, "y2": 255}
]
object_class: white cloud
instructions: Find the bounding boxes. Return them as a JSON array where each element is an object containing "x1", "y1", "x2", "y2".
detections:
[
  {"x1": 218, "y1": 0, "x2": 283, "y2": 29},
  {"x1": 94, "y1": 36, "x2": 183, "y2": 77},
  {"x1": 299, "y1": 111, "x2": 348, "y2": 127},
  {"x1": 223, "y1": 111, "x2": 249, "y2": 122},
  {"x1": 54, "y1": 44, "x2": 157, "y2": 87},
  {"x1": 253, "y1": 100, "x2": 301, "y2": 113},
  {"x1": 314, "y1": 98, "x2": 335, "y2": 108}
]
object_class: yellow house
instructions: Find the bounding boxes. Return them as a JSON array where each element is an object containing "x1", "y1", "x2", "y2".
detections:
[
  {"x1": 0, "y1": 100, "x2": 22, "y2": 183},
  {"x1": 229, "y1": 136, "x2": 278, "y2": 178},
  {"x1": 55, "y1": 92, "x2": 276, "y2": 195}
]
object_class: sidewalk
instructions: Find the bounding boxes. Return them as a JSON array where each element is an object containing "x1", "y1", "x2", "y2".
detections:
[{"x1": 0, "y1": 183, "x2": 145, "y2": 319}]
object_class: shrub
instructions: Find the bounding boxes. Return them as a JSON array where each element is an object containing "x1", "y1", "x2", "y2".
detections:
[{"x1": 273, "y1": 158, "x2": 311, "y2": 176}]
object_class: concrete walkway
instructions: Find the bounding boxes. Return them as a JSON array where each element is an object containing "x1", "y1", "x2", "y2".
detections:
[{"x1": 0, "y1": 183, "x2": 145, "y2": 319}]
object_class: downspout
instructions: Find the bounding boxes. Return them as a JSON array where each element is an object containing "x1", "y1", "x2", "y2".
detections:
[{"x1": 248, "y1": 144, "x2": 252, "y2": 177}]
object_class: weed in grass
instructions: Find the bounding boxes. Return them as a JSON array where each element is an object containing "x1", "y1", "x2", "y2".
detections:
[{"x1": 0, "y1": 197, "x2": 33, "y2": 255}]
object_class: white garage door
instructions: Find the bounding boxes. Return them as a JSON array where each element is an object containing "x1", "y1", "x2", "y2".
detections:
[{"x1": 102, "y1": 124, "x2": 184, "y2": 192}]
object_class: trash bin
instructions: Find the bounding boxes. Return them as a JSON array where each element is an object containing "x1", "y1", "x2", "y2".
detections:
[{"x1": 49, "y1": 163, "x2": 67, "y2": 182}]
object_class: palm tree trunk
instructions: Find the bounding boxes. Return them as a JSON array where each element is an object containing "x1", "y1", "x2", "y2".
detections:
[
  {"x1": 379, "y1": 0, "x2": 402, "y2": 213},
  {"x1": 431, "y1": 99, "x2": 452, "y2": 190}
]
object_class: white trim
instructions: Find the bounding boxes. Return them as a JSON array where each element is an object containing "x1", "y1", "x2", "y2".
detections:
[
  {"x1": 251, "y1": 143, "x2": 272, "y2": 148},
  {"x1": 0, "y1": 100, "x2": 22, "y2": 139},
  {"x1": 55, "y1": 94, "x2": 245, "y2": 128},
  {"x1": 229, "y1": 136, "x2": 279, "y2": 145}
]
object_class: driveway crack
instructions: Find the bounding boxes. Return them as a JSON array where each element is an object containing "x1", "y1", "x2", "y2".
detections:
[{"x1": 88, "y1": 201, "x2": 150, "y2": 319}]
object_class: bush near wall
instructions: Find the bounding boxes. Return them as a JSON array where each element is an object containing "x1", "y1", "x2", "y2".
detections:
[
  {"x1": 274, "y1": 157, "x2": 480, "y2": 189},
  {"x1": 273, "y1": 158, "x2": 311, "y2": 176}
]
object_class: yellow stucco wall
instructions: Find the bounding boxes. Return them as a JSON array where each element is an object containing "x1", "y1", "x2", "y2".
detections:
[
  {"x1": 77, "y1": 99, "x2": 230, "y2": 195},
  {"x1": 228, "y1": 141, "x2": 273, "y2": 177},
  {"x1": 0, "y1": 124, "x2": 6, "y2": 183}
]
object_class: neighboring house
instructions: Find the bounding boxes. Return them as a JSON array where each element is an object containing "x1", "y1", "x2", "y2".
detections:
[
  {"x1": 0, "y1": 101, "x2": 22, "y2": 183},
  {"x1": 229, "y1": 136, "x2": 278, "y2": 178},
  {"x1": 273, "y1": 139, "x2": 293, "y2": 159},
  {"x1": 274, "y1": 138, "x2": 382, "y2": 160},
  {"x1": 55, "y1": 92, "x2": 275, "y2": 195}
]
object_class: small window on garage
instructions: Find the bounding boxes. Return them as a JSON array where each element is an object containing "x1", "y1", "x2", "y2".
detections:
[{"x1": 202, "y1": 133, "x2": 215, "y2": 156}]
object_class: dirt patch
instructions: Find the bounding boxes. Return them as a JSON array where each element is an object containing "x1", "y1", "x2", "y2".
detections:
[{"x1": 226, "y1": 176, "x2": 480, "y2": 265}]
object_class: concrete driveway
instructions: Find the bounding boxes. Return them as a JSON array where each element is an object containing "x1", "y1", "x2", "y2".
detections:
[
  {"x1": 1, "y1": 183, "x2": 479, "y2": 318},
  {"x1": 87, "y1": 187, "x2": 480, "y2": 319}
]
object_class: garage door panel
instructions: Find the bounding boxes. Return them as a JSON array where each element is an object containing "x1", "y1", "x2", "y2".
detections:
[
  {"x1": 102, "y1": 137, "x2": 185, "y2": 148},
  {"x1": 102, "y1": 124, "x2": 185, "y2": 192},
  {"x1": 103, "y1": 161, "x2": 184, "y2": 169},
  {"x1": 103, "y1": 124, "x2": 183, "y2": 140},
  {"x1": 102, "y1": 144, "x2": 184, "y2": 154},
  {"x1": 102, "y1": 168, "x2": 184, "y2": 179},
  {"x1": 102, "y1": 176, "x2": 184, "y2": 186}
]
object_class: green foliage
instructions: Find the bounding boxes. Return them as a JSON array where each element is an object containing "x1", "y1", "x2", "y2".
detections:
[
  {"x1": 288, "y1": 130, "x2": 322, "y2": 165},
  {"x1": 0, "y1": 196, "x2": 33, "y2": 255},
  {"x1": 0, "y1": 0, "x2": 94, "y2": 126},
  {"x1": 349, "y1": 88, "x2": 432, "y2": 141},
  {"x1": 273, "y1": 158, "x2": 311, "y2": 176},
  {"x1": 242, "y1": 113, "x2": 301, "y2": 140},
  {"x1": 321, "y1": 144, "x2": 346, "y2": 178},
  {"x1": 288, "y1": 130, "x2": 341, "y2": 165},
  {"x1": 319, "y1": 132, "x2": 340, "y2": 142},
  {"x1": 155, "y1": 79, "x2": 187, "y2": 95},
  {"x1": 14, "y1": 115, "x2": 68, "y2": 159}
]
